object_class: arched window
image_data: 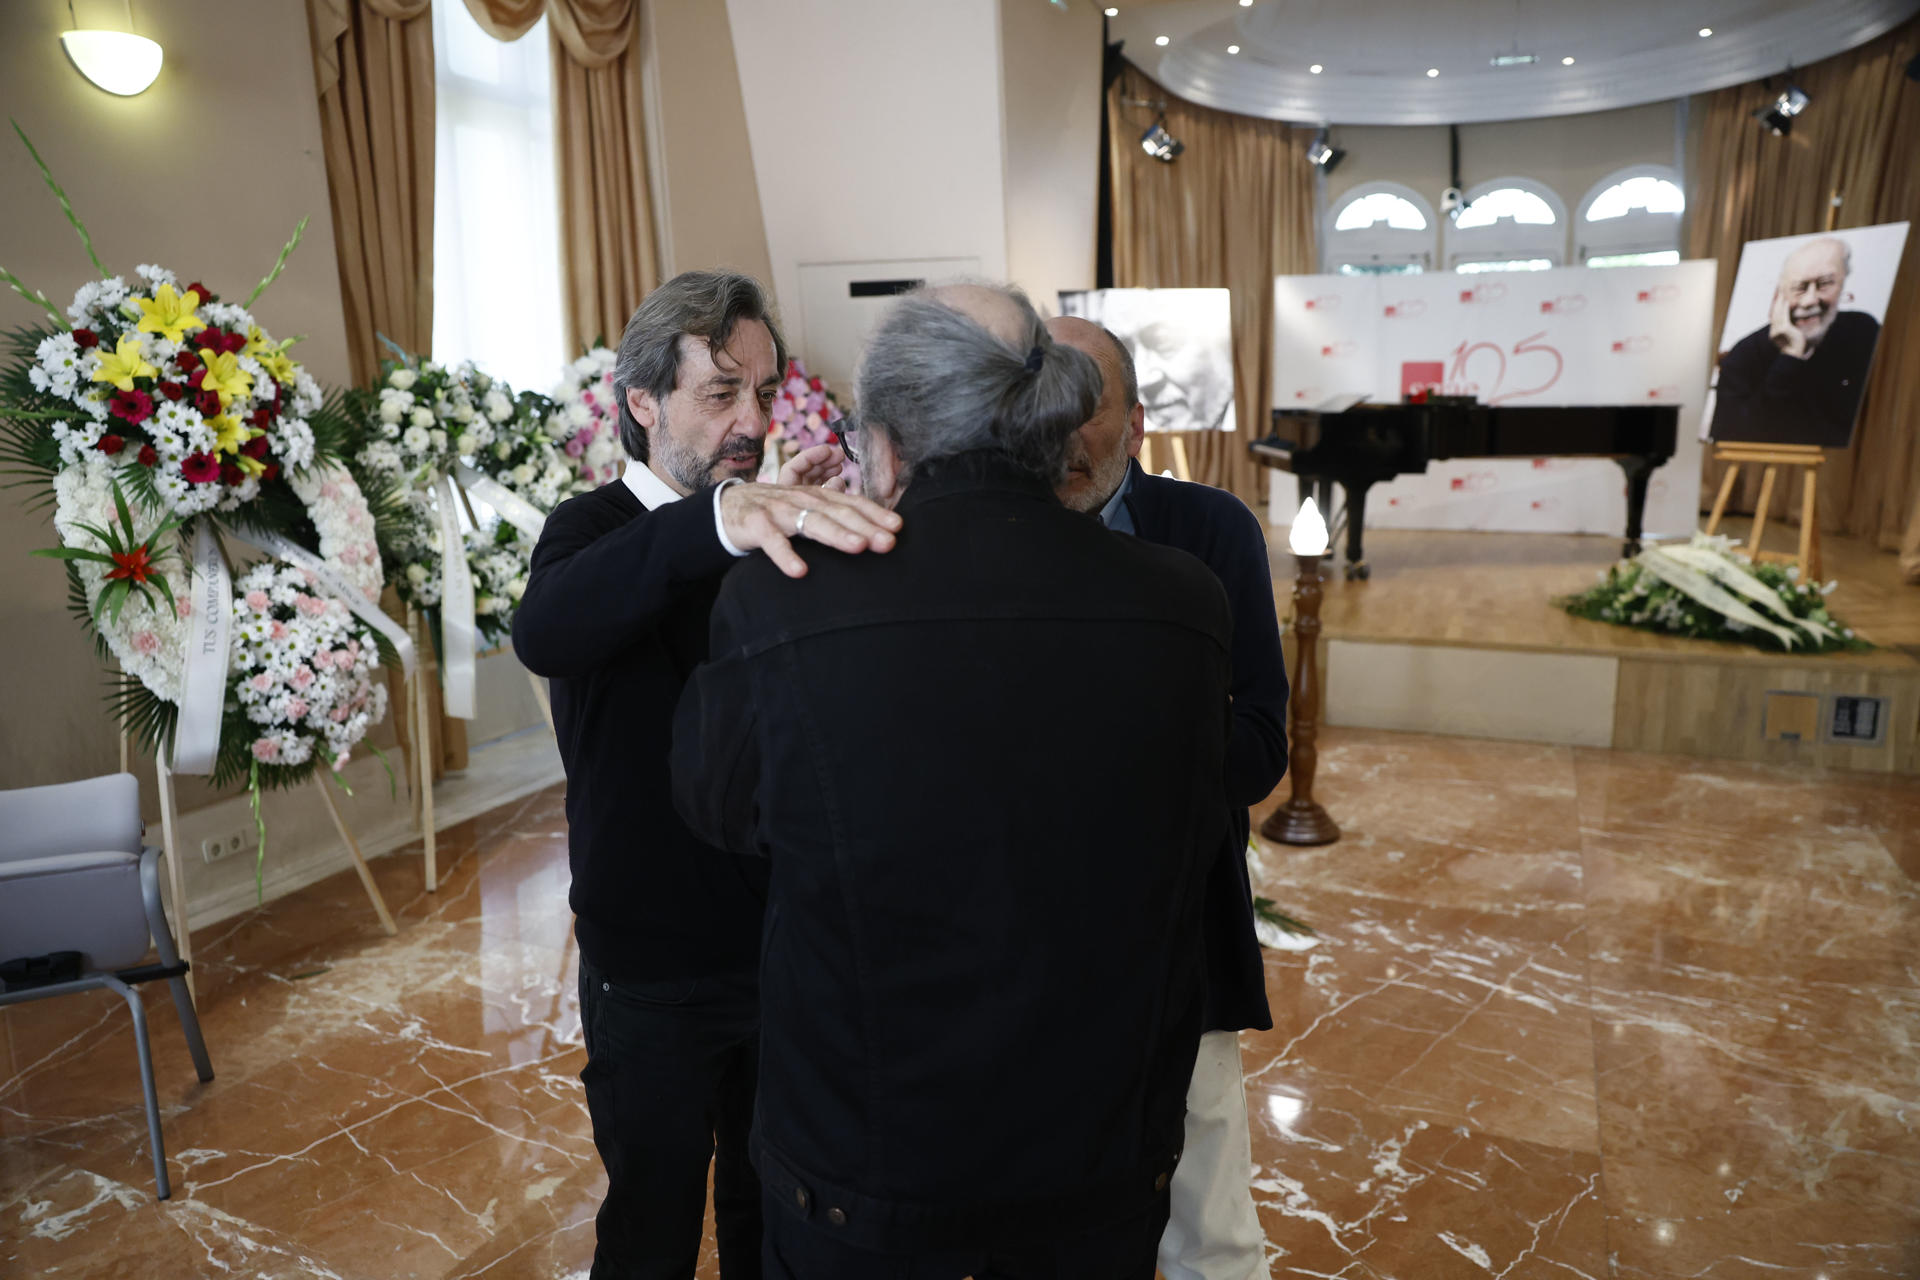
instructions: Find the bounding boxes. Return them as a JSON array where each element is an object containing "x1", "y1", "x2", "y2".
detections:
[
  {"x1": 1323, "y1": 182, "x2": 1436, "y2": 275},
  {"x1": 1577, "y1": 165, "x2": 1685, "y2": 268},
  {"x1": 1444, "y1": 177, "x2": 1568, "y2": 272}
]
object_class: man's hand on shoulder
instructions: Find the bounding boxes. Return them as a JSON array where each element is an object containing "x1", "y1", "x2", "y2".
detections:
[
  {"x1": 778, "y1": 442, "x2": 850, "y2": 491},
  {"x1": 719, "y1": 464, "x2": 901, "y2": 579}
]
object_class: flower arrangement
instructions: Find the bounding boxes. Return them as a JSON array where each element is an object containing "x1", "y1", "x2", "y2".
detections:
[
  {"x1": 767, "y1": 357, "x2": 845, "y2": 454},
  {"x1": 1, "y1": 123, "x2": 403, "y2": 816},
  {"x1": 546, "y1": 345, "x2": 625, "y2": 488},
  {"x1": 231, "y1": 560, "x2": 389, "y2": 775},
  {"x1": 1558, "y1": 535, "x2": 1868, "y2": 653}
]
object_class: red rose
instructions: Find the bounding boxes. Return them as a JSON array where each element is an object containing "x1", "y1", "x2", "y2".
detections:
[
  {"x1": 137, "y1": 445, "x2": 157, "y2": 467},
  {"x1": 809, "y1": 377, "x2": 823, "y2": 392},
  {"x1": 159, "y1": 380, "x2": 185, "y2": 401},
  {"x1": 180, "y1": 453, "x2": 219, "y2": 484},
  {"x1": 261, "y1": 463, "x2": 281, "y2": 483},
  {"x1": 195, "y1": 390, "x2": 223, "y2": 418},
  {"x1": 72, "y1": 328, "x2": 99, "y2": 349},
  {"x1": 250, "y1": 407, "x2": 273, "y2": 430},
  {"x1": 220, "y1": 462, "x2": 244, "y2": 486},
  {"x1": 241, "y1": 435, "x2": 270, "y2": 460},
  {"x1": 185, "y1": 281, "x2": 212, "y2": 302},
  {"x1": 95, "y1": 433, "x2": 125, "y2": 455},
  {"x1": 220, "y1": 329, "x2": 246, "y2": 354},
  {"x1": 174, "y1": 349, "x2": 200, "y2": 372},
  {"x1": 110, "y1": 388, "x2": 154, "y2": 424}
]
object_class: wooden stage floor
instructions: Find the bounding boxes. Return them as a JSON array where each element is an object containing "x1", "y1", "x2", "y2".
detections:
[{"x1": 1260, "y1": 516, "x2": 1920, "y2": 773}]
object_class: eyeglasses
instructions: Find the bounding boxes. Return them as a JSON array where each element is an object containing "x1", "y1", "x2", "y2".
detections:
[{"x1": 833, "y1": 416, "x2": 859, "y2": 465}]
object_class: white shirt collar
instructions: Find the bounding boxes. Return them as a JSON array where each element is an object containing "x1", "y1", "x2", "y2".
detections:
[{"x1": 622, "y1": 459, "x2": 683, "y2": 511}]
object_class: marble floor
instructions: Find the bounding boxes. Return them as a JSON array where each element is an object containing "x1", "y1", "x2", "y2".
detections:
[{"x1": 2, "y1": 728, "x2": 1916, "y2": 1278}]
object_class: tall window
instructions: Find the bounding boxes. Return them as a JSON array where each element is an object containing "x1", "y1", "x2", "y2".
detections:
[
  {"x1": 431, "y1": 2, "x2": 565, "y2": 393},
  {"x1": 1444, "y1": 177, "x2": 1568, "y2": 272},
  {"x1": 1577, "y1": 165, "x2": 1685, "y2": 268},
  {"x1": 1323, "y1": 182, "x2": 1437, "y2": 275}
]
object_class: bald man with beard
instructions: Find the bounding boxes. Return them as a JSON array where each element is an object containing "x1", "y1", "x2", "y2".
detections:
[{"x1": 1713, "y1": 237, "x2": 1882, "y2": 448}]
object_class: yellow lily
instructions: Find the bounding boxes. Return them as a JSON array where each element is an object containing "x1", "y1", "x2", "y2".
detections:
[
  {"x1": 233, "y1": 454, "x2": 266, "y2": 478},
  {"x1": 207, "y1": 414, "x2": 263, "y2": 456},
  {"x1": 134, "y1": 283, "x2": 205, "y2": 344},
  {"x1": 90, "y1": 334, "x2": 159, "y2": 392},
  {"x1": 246, "y1": 326, "x2": 297, "y2": 385},
  {"x1": 195, "y1": 347, "x2": 254, "y2": 409}
]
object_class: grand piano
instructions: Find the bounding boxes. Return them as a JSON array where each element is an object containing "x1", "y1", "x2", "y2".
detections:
[{"x1": 1249, "y1": 396, "x2": 1678, "y2": 578}]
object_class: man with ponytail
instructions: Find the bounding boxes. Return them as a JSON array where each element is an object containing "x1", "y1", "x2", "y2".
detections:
[{"x1": 673, "y1": 282, "x2": 1235, "y2": 1278}]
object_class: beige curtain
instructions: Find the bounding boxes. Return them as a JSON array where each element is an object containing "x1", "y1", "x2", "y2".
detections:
[
  {"x1": 1687, "y1": 18, "x2": 1920, "y2": 582},
  {"x1": 306, "y1": 0, "x2": 436, "y2": 385},
  {"x1": 463, "y1": 0, "x2": 660, "y2": 353},
  {"x1": 1108, "y1": 64, "x2": 1318, "y2": 506}
]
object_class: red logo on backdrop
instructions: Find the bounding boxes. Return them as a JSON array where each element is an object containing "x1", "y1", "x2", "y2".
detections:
[
  {"x1": 1401, "y1": 361, "x2": 1445, "y2": 398},
  {"x1": 1319, "y1": 340, "x2": 1358, "y2": 358},
  {"x1": 1540, "y1": 295, "x2": 1587, "y2": 314},
  {"x1": 1291, "y1": 387, "x2": 1322, "y2": 402},
  {"x1": 1387, "y1": 496, "x2": 1403, "y2": 506},
  {"x1": 1383, "y1": 299, "x2": 1428, "y2": 319},
  {"x1": 1449, "y1": 471, "x2": 1497, "y2": 493},
  {"x1": 1529, "y1": 497, "x2": 1562, "y2": 512},
  {"x1": 1458, "y1": 282, "x2": 1509, "y2": 304},
  {"x1": 1611, "y1": 336, "x2": 1653, "y2": 354},
  {"x1": 1636, "y1": 284, "x2": 1679, "y2": 304},
  {"x1": 1530, "y1": 458, "x2": 1576, "y2": 471},
  {"x1": 1647, "y1": 385, "x2": 1680, "y2": 400},
  {"x1": 1304, "y1": 295, "x2": 1341, "y2": 311}
]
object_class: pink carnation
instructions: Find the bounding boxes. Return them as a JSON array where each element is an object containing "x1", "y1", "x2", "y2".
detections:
[
  {"x1": 251, "y1": 737, "x2": 280, "y2": 762},
  {"x1": 286, "y1": 697, "x2": 310, "y2": 720},
  {"x1": 245, "y1": 590, "x2": 270, "y2": 612},
  {"x1": 270, "y1": 620, "x2": 288, "y2": 640},
  {"x1": 331, "y1": 706, "x2": 350, "y2": 722},
  {"x1": 296, "y1": 595, "x2": 327, "y2": 617},
  {"x1": 292, "y1": 666, "x2": 314, "y2": 689},
  {"x1": 251, "y1": 673, "x2": 273, "y2": 691},
  {"x1": 176, "y1": 597, "x2": 192, "y2": 619},
  {"x1": 564, "y1": 434, "x2": 587, "y2": 457},
  {"x1": 333, "y1": 649, "x2": 355, "y2": 670},
  {"x1": 131, "y1": 630, "x2": 160, "y2": 655},
  {"x1": 320, "y1": 482, "x2": 340, "y2": 499}
]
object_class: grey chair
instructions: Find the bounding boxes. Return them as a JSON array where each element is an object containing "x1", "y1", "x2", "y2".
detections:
[{"x1": 0, "y1": 772, "x2": 215, "y2": 1199}]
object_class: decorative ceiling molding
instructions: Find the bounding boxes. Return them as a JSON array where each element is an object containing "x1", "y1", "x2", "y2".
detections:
[{"x1": 1115, "y1": 0, "x2": 1920, "y2": 125}]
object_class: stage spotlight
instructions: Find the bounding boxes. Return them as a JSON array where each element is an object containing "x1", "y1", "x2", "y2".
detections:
[
  {"x1": 1141, "y1": 118, "x2": 1184, "y2": 162},
  {"x1": 1306, "y1": 132, "x2": 1345, "y2": 174},
  {"x1": 1753, "y1": 84, "x2": 1810, "y2": 136}
]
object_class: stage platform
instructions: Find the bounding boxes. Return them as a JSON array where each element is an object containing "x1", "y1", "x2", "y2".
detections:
[{"x1": 1265, "y1": 517, "x2": 1920, "y2": 775}]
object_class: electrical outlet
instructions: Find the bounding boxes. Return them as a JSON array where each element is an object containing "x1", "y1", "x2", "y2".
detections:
[{"x1": 201, "y1": 829, "x2": 251, "y2": 863}]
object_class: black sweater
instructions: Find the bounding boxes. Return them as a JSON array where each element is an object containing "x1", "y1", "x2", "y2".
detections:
[{"x1": 512, "y1": 481, "x2": 769, "y2": 981}]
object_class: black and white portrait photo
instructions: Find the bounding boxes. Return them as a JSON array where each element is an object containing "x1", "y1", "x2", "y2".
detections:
[
  {"x1": 1707, "y1": 223, "x2": 1909, "y2": 448},
  {"x1": 1059, "y1": 287, "x2": 1238, "y2": 433}
]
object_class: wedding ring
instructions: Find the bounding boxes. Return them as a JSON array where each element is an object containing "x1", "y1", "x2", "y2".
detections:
[{"x1": 795, "y1": 509, "x2": 810, "y2": 539}]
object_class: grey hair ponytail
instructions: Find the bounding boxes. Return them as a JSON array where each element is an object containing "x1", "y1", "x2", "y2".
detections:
[{"x1": 856, "y1": 285, "x2": 1102, "y2": 485}]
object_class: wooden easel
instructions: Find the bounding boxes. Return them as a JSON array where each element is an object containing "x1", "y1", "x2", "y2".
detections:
[
  {"x1": 1139, "y1": 432, "x2": 1192, "y2": 481},
  {"x1": 1703, "y1": 442, "x2": 1823, "y2": 581}
]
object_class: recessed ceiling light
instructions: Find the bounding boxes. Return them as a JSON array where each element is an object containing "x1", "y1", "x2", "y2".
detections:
[
  {"x1": 1104, "y1": 6, "x2": 1117, "y2": 14},
  {"x1": 1426, "y1": 67, "x2": 1440, "y2": 77},
  {"x1": 1228, "y1": 44, "x2": 1240, "y2": 54},
  {"x1": 1309, "y1": 63, "x2": 1323, "y2": 74},
  {"x1": 1562, "y1": 55, "x2": 1575, "y2": 65},
  {"x1": 1240, "y1": 0, "x2": 1253, "y2": 6},
  {"x1": 1156, "y1": 35, "x2": 1170, "y2": 46},
  {"x1": 1699, "y1": 27, "x2": 1713, "y2": 37}
]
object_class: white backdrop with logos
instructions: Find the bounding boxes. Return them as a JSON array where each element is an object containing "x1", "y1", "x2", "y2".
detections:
[{"x1": 1270, "y1": 262, "x2": 1717, "y2": 537}]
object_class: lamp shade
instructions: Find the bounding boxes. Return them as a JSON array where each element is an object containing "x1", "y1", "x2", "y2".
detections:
[
  {"x1": 61, "y1": 30, "x2": 163, "y2": 96},
  {"x1": 1289, "y1": 495, "x2": 1329, "y2": 556}
]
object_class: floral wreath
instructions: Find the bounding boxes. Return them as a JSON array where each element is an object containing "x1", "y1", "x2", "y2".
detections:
[
  {"x1": 546, "y1": 345, "x2": 625, "y2": 489},
  {"x1": 0, "y1": 125, "x2": 406, "y2": 822}
]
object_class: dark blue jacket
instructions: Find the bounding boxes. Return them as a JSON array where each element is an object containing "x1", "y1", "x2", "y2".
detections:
[{"x1": 1122, "y1": 459, "x2": 1287, "y2": 1033}]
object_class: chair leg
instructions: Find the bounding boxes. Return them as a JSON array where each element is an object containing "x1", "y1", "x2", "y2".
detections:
[
  {"x1": 108, "y1": 976, "x2": 171, "y2": 1200},
  {"x1": 168, "y1": 975, "x2": 215, "y2": 1084}
]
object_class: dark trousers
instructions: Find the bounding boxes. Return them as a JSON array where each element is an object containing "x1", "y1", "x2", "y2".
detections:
[
  {"x1": 762, "y1": 1187, "x2": 1169, "y2": 1280},
  {"x1": 578, "y1": 955, "x2": 763, "y2": 1280}
]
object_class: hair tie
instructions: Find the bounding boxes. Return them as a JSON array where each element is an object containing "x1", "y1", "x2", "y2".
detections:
[{"x1": 1024, "y1": 345, "x2": 1045, "y2": 373}]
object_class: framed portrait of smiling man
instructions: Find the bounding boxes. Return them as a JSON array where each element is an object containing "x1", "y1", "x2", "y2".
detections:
[
  {"x1": 1059, "y1": 288, "x2": 1237, "y2": 433},
  {"x1": 1704, "y1": 222, "x2": 1909, "y2": 449}
]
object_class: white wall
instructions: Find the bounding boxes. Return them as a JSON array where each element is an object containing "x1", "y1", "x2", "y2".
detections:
[
  {"x1": 725, "y1": 0, "x2": 1011, "y2": 363},
  {"x1": 999, "y1": 0, "x2": 1103, "y2": 315}
]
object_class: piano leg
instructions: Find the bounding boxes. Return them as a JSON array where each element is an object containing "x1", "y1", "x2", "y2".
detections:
[
  {"x1": 1342, "y1": 482, "x2": 1371, "y2": 580},
  {"x1": 1616, "y1": 457, "x2": 1654, "y2": 558}
]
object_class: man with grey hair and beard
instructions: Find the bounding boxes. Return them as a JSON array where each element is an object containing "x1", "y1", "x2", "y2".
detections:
[
  {"x1": 673, "y1": 282, "x2": 1237, "y2": 1279},
  {"x1": 515, "y1": 269, "x2": 901, "y2": 1279},
  {"x1": 1053, "y1": 315, "x2": 1287, "y2": 1280}
]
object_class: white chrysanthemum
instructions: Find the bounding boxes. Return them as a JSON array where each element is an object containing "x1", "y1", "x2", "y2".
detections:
[{"x1": 135, "y1": 264, "x2": 178, "y2": 287}]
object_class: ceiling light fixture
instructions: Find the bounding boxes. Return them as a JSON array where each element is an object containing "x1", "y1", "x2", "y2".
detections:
[
  {"x1": 1491, "y1": 53, "x2": 1538, "y2": 67},
  {"x1": 1562, "y1": 56, "x2": 1576, "y2": 65},
  {"x1": 60, "y1": 25, "x2": 163, "y2": 97},
  {"x1": 1306, "y1": 130, "x2": 1345, "y2": 174},
  {"x1": 1240, "y1": 0, "x2": 1253, "y2": 6},
  {"x1": 1104, "y1": 6, "x2": 1117, "y2": 14},
  {"x1": 1426, "y1": 67, "x2": 1440, "y2": 77},
  {"x1": 1699, "y1": 27, "x2": 1713, "y2": 37},
  {"x1": 1155, "y1": 34, "x2": 1170, "y2": 46},
  {"x1": 1753, "y1": 83, "x2": 1810, "y2": 135},
  {"x1": 1228, "y1": 44, "x2": 1240, "y2": 55},
  {"x1": 1141, "y1": 116, "x2": 1184, "y2": 162},
  {"x1": 1309, "y1": 63, "x2": 1324, "y2": 74}
]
